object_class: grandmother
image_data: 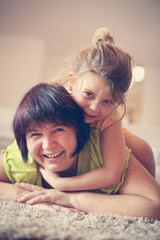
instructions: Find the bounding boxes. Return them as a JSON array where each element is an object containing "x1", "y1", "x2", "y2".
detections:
[{"x1": 0, "y1": 83, "x2": 160, "y2": 219}]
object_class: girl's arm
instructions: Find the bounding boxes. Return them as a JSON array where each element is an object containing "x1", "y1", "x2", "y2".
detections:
[
  {"x1": 101, "y1": 120, "x2": 126, "y2": 185},
  {"x1": 41, "y1": 121, "x2": 126, "y2": 191}
]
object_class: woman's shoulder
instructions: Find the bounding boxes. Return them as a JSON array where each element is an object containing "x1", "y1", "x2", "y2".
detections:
[
  {"x1": 3, "y1": 140, "x2": 34, "y2": 164},
  {"x1": 2, "y1": 140, "x2": 42, "y2": 185},
  {"x1": 77, "y1": 129, "x2": 103, "y2": 174}
]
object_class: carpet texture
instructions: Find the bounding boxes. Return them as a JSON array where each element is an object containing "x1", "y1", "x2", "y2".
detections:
[{"x1": 0, "y1": 200, "x2": 160, "y2": 240}]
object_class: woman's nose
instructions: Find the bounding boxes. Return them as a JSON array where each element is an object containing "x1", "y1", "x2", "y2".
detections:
[{"x1": 42, "y1": 137, "x2": 57, "y2": 150}]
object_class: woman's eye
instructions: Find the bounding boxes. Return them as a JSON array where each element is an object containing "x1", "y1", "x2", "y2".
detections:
[
  {"x1": 26, "y1": 132, "x2": 41, "y2": 139},
  {"x1": 55, "y1": 128, "x2": 64, "y2": 132},
  {"x1": 31, "y1": 133, "x2": 41, "y2": 137}
]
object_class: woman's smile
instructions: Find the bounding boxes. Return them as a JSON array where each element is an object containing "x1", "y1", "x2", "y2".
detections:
[
  {"x1": 42, "y1": 151, "x2": 65, "y2": 163},
  {"x1": 42, "y1": 151, "x2": 64, "y2": 159}
]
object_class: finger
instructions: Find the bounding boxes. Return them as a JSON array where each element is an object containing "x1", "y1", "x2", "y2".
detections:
[
  {"x1": 15, "y1": 182, "x2": 43, "y2": 192},
  {"x1": 58, "y1": 206, "x2": 86, "y2": 215},
  {"x1": 65, "y1": 208, "x2": 86, "y2": 215},
  {"x1": 39, "y1": 166, "x2": 44, "y2": 173},
  {"x1": 39, "y1": 166, "x2": 47, "y2": 175},
  {"x1": 17, "y1": 191, "x2": 43, "y2": 203},
  {"x1": 35, "y1": 203, "x2": 60, "y2": 212},
  {"x1": 26, "y1": 194, "x2": 52, "y2": 205}
]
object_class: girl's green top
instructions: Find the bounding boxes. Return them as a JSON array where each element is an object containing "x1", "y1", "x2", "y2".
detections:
[{"x1": 2, "y1": 129, "x2": 131, "y2": 194}]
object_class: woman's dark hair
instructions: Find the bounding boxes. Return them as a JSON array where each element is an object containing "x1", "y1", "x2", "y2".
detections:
[{"x1": 13, "y1": 82, "x2": 90, "y2": 162}]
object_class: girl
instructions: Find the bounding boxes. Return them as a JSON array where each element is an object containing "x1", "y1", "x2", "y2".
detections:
[{"x1": 40, "y1": 28, "x2": 155, "y2": 192}]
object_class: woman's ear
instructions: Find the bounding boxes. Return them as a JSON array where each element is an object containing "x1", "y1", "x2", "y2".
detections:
[{"x1": 68, "y1": 72, "x2": 75, "y2": 91}]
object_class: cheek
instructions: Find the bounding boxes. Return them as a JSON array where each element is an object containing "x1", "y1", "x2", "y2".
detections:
[
  {"x1": 101, "y1": 106, "x2": 114, "y2": 117},
  {"x1": 27, "y1": 140, "x2": 39, "y2": 159},
  {"x1": 64, "y1": 133, "x2": 77, "y2": 155},
  {"x1": 73, "y1": 95, "x2": 87, "y2": 109},
  {"x1": 69, "y1": 140, "x2": 77, "y2": 155},
  {"x1": 26, "y1": 140, "x2": 32, "y2": 154}
]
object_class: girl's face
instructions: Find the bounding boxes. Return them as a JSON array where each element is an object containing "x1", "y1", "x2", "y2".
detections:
[
  {"x1": 71, "y1": 72, "x2": 115, "y2": 123},
  {"x1": 26, "y1": 122, "x2": 78, "y2": 173}
]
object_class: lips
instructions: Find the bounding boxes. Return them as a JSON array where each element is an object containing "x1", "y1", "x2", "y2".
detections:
[
  {"x1": 84, "y1": 113, "x2": 97, "y2": 121},
  {"x1": 43, "y1": 151, "x2": 64, "y2": 159}
]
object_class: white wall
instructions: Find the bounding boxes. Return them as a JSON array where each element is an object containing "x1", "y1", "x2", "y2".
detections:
[
  {"x1": 141, "y1": 67, "x2": 160, "y2": 126},
  {"x1": 0, "y1": 0, "x2": 160, "y2": 137},
  {"x1": 0, "y1": 34, "x2": 45, "y2": 136}
]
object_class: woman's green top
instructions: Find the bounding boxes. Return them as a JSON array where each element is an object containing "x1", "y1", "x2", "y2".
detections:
[{"x1": 3, "y1": 129, "x2": 131, "y2": 194}]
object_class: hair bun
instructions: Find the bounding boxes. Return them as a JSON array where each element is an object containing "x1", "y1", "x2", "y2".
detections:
[{"x1": 92, "y1": 27, "x2": 114, "y2": 46}]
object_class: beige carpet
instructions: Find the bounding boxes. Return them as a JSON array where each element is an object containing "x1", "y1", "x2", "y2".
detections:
[
  {"x1": 0, "y1": 200, "x2": 160, "y2": 240},
  {"x1": 0, "y1": 137, "x2": 160, "y2": 240}
]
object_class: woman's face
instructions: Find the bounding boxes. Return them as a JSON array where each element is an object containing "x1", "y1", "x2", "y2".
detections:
[
  {"x1": 26, "y1": 122, "x2": 78, "y2": 173},
  {"x1": 72, "y1": 72, "x2": 115, "y2": 124}
]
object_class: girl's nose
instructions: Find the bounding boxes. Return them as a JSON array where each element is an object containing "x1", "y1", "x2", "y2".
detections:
[{"x1": 89, "y1": 101, "x2": 100, "y2": 113}]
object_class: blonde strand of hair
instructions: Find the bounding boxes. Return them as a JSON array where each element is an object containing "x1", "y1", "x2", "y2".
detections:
[{"x1": 92, "y1": 27, "x2": 114, "y2": 46}]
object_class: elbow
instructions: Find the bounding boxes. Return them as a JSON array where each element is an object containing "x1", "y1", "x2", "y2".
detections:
[
  {"x1": 147, "y1": 200, "x2": 160, "y2": 220},
  {"x1": 154, "y1": 202, "x2": 160, "y2": 220},
  {"x1": 101, "y1": 167, "x2": 123, "y2": 188},
  {"x1": 108, "y1": 174, "x2": 122, "y2": 186}
]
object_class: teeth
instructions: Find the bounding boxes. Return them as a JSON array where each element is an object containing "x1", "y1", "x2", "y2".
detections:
[{"x1": 44, "y1": 151, "x2": 63, "y2": 158}]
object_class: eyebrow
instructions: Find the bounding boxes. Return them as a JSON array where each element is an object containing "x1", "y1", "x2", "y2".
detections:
[
  {"x1": 26, "y1": 123, "x2": 62, "y2": 134},
  {"x1": 26, "y1": 128, "x2": 38, "y2": 134}
]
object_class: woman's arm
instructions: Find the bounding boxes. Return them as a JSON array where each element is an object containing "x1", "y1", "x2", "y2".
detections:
[
  {"x1": 0, "y1": 153, "x2": 30, "y2": 200},
  {"x1": 0, "y1": 182, "x2": 30, "y2": 201},
  {"x1": 40, "y1": 121, "x2": 126, "y2": 191},
  {"x1": 16, "y1": 183, "x2": 160, "y2": 219},
  {"x1": 16, "y1": 154, "x2": 160, "y2": 220},
  {"x1": 0, "y1": 153, "x2": 10, "y2": 183}
]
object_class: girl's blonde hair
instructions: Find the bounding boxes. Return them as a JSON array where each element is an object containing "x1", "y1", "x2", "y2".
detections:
[{"x1": 56, "y1": 27, "x2": 133, "y2": 115}]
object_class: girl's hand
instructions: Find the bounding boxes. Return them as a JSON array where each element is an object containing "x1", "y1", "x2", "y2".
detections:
[
  {"x1": 39, "y1": 166, "x2": 59, "y2": 179},
  {"x1": 15, "y1": 182, "x2": 85, "y2": 215},
  {"x1": 39, "y1": 166, "x2": 60, "y2": 188}
]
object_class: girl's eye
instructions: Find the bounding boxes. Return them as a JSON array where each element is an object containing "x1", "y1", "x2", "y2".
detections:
[{"x1": 83, "y1": 91, "x2": 94, "y2": 98}]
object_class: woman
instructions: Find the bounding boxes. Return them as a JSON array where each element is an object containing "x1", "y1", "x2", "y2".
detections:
[{"x1": 0, "y1": 83, "x2": 160, "y2": 219}]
